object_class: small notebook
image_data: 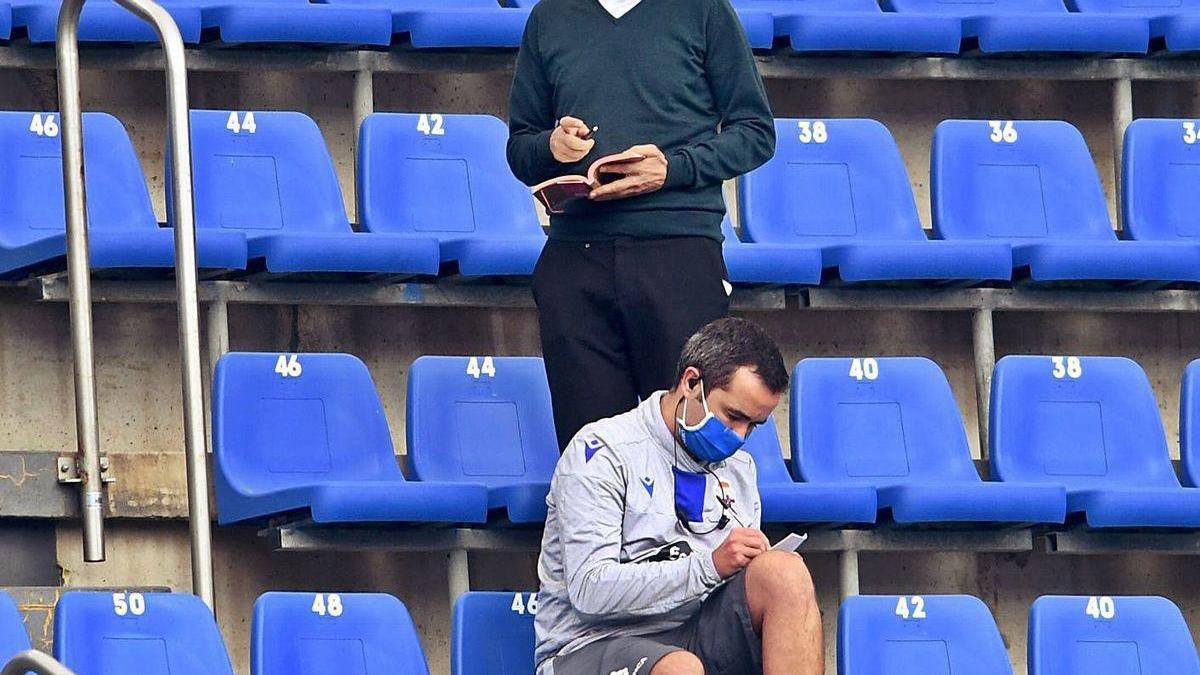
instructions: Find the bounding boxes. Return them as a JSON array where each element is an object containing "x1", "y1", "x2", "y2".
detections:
[{"x1": 531, "y1": 151, "x2": 645, "y2": 214}]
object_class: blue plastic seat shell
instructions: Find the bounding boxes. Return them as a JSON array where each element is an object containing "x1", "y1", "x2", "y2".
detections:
[
  {"x1": 962, "y1": 14, "x2": 1149, "y2": 54},
  {"x1": 453, "y1": 592, "x2": 537, "y2": 675},
  {"x1": 878, "y1": 482, "x2": 1066, "y2": 524},
  {"x1": 198, "y1": 2, "x2": 393, "y2": 45},
  {"x1": 11, "y1": 0, "x2": 202, "y2": 43},
  {"x1": 777, "y1": 11, "x2": 962, "y2": 53},
  {"x1": 0, "y1": 592, "x2": 30, "y2": 666},
  {"x1": 388, "y1": 6, "x2": 531, "y2": 48},
  {"x1": 825, "y1": 241, "x2": 1013, "y2": 282},
  {"x1": 1012, "y1": 241, "x2": 1200, "y2": 282},
  {"x1": 247, "y1": 232, "x2": 441, "y2": 275},
  {"x1": 0, "y1": 3, "x2": 13, "y2": 39},
  {"x1": 1067, "y1": 488, "x2": 1200, "y2": 529},
  {"x1": 440, "y1": 236, "x2": 545, "y2": 277},
  {"x1": 759, "y1": 484, "x2": 878, "y2": 524}
]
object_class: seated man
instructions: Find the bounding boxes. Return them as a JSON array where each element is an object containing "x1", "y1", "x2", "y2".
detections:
[{"x1": 535, "y1": 317, "x2": 823, "y2": 675}]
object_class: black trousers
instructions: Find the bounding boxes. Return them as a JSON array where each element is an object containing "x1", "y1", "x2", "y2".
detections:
[{"x1": 533, "y1": 236, "x2": 731, "y2": 451}]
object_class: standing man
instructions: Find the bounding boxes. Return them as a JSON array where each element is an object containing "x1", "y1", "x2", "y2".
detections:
[{"x1": 506, "y1": 0, "x2": 776, "y2": 450}]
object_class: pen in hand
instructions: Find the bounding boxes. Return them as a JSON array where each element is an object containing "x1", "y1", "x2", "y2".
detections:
[{"x1": 582, "y1": 125, "x2": 598, "y2": 141}]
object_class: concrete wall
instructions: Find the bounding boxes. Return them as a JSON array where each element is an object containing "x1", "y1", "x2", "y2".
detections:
[{"x1": 0, "y1": 61, "x2": 1198, "y2": 675}]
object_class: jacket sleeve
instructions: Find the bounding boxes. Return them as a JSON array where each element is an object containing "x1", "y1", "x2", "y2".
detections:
[
  {"x1": 662, "y1": 0, "x2": 776, "y2": 191},
  {"x1": 506, "y1": 9, "x2": 563, "y2": 187},
  {"x1": 556, "y1": 453, "x2": 723, "y2": 622}
]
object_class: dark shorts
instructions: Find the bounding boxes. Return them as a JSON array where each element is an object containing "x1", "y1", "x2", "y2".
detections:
[{"x1": 549, "y1": 571, "x2": 762, "y2": 675}]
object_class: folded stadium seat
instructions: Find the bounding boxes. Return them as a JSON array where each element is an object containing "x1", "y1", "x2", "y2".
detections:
[
  {"x1": 932, "y1": 119, "x2": 1200, "y2": 284},
  {"x1": 741, "y1": 414, "x2": 878, "y2": 524},
  {"x1": 1182, "y1": 359, "x2": 1200, "y2": 488},
  {"x1": 887, "y1": 0, "x2": 1149, "y2": 53},
  {"x1": 792, "y1": 357, "x2": 1065, "y2": 525},
  {"x1": 1070, "y1": 0, "x2": 1200, "y2": 53},
  {"x1": 10, "y1": 0, "x2": 202, "y2": 43},
  {"x1": 406, "y1": 356, "x2": 558, "y2": 524},
  {"x1": 0, "y1": 111, "x2": 247, "y2": 278},
  {"x1": 503, "y1": 0, "x2": 776, "y2": 48},
  {"x1": 990, "y1": 355, "x2": 1200, "y2": 529},
  {"x1": 0, "y1": 592, "x2": 30, "y2": 665},
  {"x1": 179, "y1": 110, "x2": 440, "y2": 275},
  {"x1": 170, "y1": 0, "x2": 392, "y2": 46},
  {"x1": 741, "y1": 119, "x2": 1013, "y2": 284},
  {"x1": 721, "y1": 217, "x2": 824, "y2": 285},
  {"x1": 253, "y1": 592, "x2": 430, "y2": 675},
  {"x1": 0, "y1": 3, "x2": 11, "y2": 40},
  {"x1": 839, "y1": 595, "x2": 1013, "y2": 675},
  {"x1": 55, "y1": 591, "x2": 234, "y2": 675},
  {"x1": 733, "y1": 0, "x2": 962, "y2": 53},
  {"x1": 213, "y1": 352, "x2": 489, "y2": 525},
  {"x1": 1122, "y1": 118, "x2": 1200, "y2": 256},
  {"x1": 322, "y1": 0, "x2": 530, "y2": 48},
  {"x1": 1028, "y1": 596, "x2": 1200, "y2": 675},
  {"x1": 358, "y1": 113, "x2": 546, "y2": 277},
  {"x1": 452, "y1": 592, "x2": 537, "y2": 675}
]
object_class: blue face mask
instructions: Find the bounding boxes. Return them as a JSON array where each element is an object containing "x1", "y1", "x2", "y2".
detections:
[{"x1": 676, "y1": 380, "x2": 746, "y2": 463}]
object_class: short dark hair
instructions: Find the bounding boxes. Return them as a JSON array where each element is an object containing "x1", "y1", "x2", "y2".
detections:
[{"x1": 673, "y1": 317, "x2": 789, "y2": 394}]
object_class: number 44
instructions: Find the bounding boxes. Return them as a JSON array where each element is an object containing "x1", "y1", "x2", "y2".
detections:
[
  {"x1": 226, "y1": 111, "x2": 257, "y2": 134},
  {"x1": 466, "y1": 356, "x2": 496, "y2": 379}
]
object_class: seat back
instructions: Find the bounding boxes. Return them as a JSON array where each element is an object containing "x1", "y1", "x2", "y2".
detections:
[
  {"x1": 1179, "y1": 359, "x2": 1200, "y2": 487},
  {"x1": 177, "y1": 110, "x2": 350, "y2": 236},
  {"x1": 358, "y1": 113, "x2": 542, "y2": 240},
  {"x1": 1029, "y1": 595, "x2": 1200, "y2": 675},
  {"x1": 0, "y1": 111, "x2": 157, "y2": 248},
  {"x1": 252, "y1": 592, "x2": 429, "y2": 675},
  {"x1": 452, "y1": 592, "x2": 537, "y2": 675},
  {"x1": 214, "y1": 352, "x2": 404, "y2": 506},
  {"x1": 0, "y1": 591, "x2": 30, "y2": 665},
  {"x1": 733, "y1": 0, "x2": 884, "y2": 12},
  {"x1": 931, "y1": 120, "x2": 1115, "y2": 243},
  {"x1": 791, "y1": 357, "x2": 980, "y2": 486},
  {"x1": 406, "y1": 356, "x2": 558, "y2": 487},
  {"x1": 887, "y1": 0, "x2": 1069, "y2": 15},
  {"x1": 1070, "y1": 0, "x2": 1200, "y2": 16},
  {"x1": 989, "y1": 355, "x2": 1180, "y2": 491},
  {"x1": 1122, "y1": 118, "x2": 1200, "y2": 242},
  {"x1": 739, "y1": 119, "x2": 925, "y2": 246},
  {"x1": 54, "y1": 591, "x2": 234, "y2": 675},
  {"x1": 839, "y1": 595, "x2": 1013, "y2": 675},
  {"x1": 740, "y1": 415, "x2": 797, "y2": 487}
]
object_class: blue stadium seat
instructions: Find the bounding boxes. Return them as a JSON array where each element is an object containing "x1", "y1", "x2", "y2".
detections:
[
  {"x1": 792, "y1": 357, "x2": 1065, "y2": 524},
  {"x1": 324, "y1": 0, "x2": 529, "y2": 48},
  {"x1": 721, "y1": 218, "x2": 823, "y2": 285},
  {"x1": 358, "y1": 113, "x2": 545, "y2": 277},
  {"x1": 253, "y1": 592, "x2": 430, "y2": 675},
  {"x1": 1029, "y1": 596, "x2": 1200, "y2": 675},
  {"x1": 406, "y1": 356, "x2": 558, "y2": 524},
  {"x1": 0, "y1": 111, "x2": 246, "y2": 278},
  {"x1": 1121, "y1": 118, "x2": 1200, "y2": 252},
  {"x1": 741, "y1": 119, "x2": 1012, "y2": 284},
  {"x1": 1178, "y1": 359, "x2": 1200, "y2": 488},
  {"x1": 734, "y1": 0, "x2": 962, "y2": 53},
  {"x1": 0, "y1": 592, "x2": 30, "y2": 666},
  {"x1": 932, "y1": 119, "x2": 1200, "y2": 284},
  {"x1": 742, "y1": 414, "x2": 878, "y2": 524},
  {"x1": 1071, "y1": 0, "x2": 1200, "y2": 52},
  {"x1": 452, "y1": 592, "x2": 536, "y2": 675},
  {"x1": 175, "y1": 0, "x2": 392, "y2": 46},
  {"x1": 990, "y1": 355, "x2": 1200, "y2": 529},
  {"x1": 213, "y1": 352, "x2": 489, "y2": 525},
  {"x1": 0, "y1": 3, "x2": 13, "y2": 40},
  {"x1": 180, "y1": 110, "x2": 440, "y2": 275},
  {"x1": 839, "y1": 595, "x2": 1013, "y2": 675},
  {"x1": 10, "y1": 0, "x2": 201, "y2": 43},
  {"x1": 887, "y1": 0, "x2": 1149, "y2": 53},
  {"x1": 505, "y1": 0, "x2": 775, "y2": 48},
  {"x1": 54, "y1": 591, "x2": 234, "y2": 675}
]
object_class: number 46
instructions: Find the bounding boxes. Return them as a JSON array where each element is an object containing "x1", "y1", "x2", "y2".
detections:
[
  {"x1": 274, "y1": 354, "x2": 302, "y2": 378},
  {"x1": 511, "y1": 592, "x2": 538, "y2": 615}
]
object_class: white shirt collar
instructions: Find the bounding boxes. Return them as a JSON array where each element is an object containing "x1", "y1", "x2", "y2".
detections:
[{"x1": 598, "y1": 0, "x2": 642, "y2": 19}]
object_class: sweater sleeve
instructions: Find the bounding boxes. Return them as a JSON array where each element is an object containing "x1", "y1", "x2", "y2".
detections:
[
  {"x1": 506, "y1": 9, "x2": 563, "y2": 187},
  {"x1": 662, "y1": 0, "x2": 776, "y2": 191}
]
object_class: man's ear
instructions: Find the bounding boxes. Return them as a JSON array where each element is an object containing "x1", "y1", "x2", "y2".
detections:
[{"x1": 681, "y1": 366, "x2": 702, "y2": 394}]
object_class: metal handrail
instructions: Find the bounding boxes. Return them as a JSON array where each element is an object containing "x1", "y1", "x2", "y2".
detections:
[
  {"x1": 1, "y1": 651, "x2": 75, "y2": 675},
  {"x1": 56, "y1": 0, "x2": 215, "y2": 608}
]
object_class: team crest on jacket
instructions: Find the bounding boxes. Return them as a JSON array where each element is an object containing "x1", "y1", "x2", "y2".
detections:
[
  {"x1": 581, "y1": 435, "x2": 609, "y2": 462},
  {"x1": 640, "y1": 476, "x2": 655, "y2": 497}
]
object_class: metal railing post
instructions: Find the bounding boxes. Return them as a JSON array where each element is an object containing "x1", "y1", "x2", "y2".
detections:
[
  {"x1": 2, "y1": 651, "x2": 75, "y2": 675},
  {"x1": 56, "y1": 0, "x2": 215, "y2": 609}
]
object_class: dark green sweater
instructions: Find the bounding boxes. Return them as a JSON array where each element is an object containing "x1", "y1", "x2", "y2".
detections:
[{"x1": 506, "y1": 0, "x2": 775, "y2": 242}]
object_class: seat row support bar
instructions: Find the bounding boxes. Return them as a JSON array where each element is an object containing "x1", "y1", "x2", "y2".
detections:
[
  {"x1": 1113, "y1": 77, "x2": 1134, "y2": 230},
  {"x1": 1045, "y1": 531, "x2": 1200, "y2": 555},
  {"x1": 972, "y1": 308, "x2": 995, "y2": 459}
]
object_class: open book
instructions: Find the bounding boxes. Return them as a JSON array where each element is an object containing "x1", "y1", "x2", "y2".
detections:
[{"x1": 531, "y1": 151, "x2": 645, "y2": 214}]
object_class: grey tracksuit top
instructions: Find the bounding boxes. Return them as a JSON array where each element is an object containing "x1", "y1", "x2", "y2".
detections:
[{"x1": 534, "y1": 391, "x2": 762, "y2": 673}]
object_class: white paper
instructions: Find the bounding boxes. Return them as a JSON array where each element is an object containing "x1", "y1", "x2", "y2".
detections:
[{"x1": 771, "y1": 532, "x2": 808, "y2": 552}]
